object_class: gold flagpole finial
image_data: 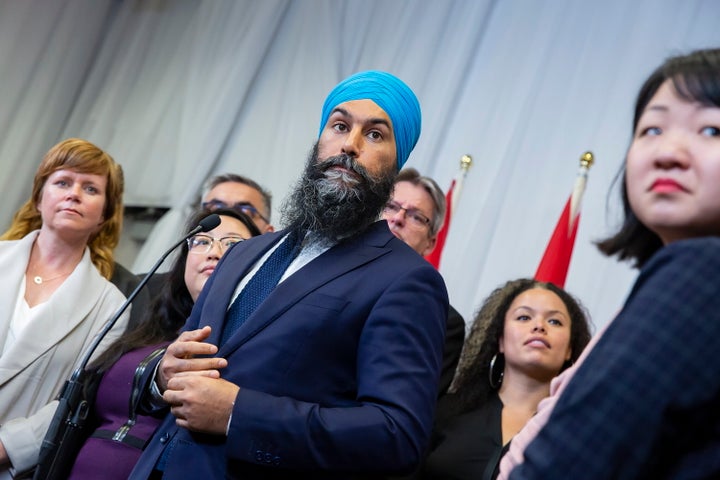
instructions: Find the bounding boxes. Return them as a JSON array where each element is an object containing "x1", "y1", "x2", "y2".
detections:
[
  {"x1": 580, "y1": 151, "x2": 594, "y2": 169},
  {"x1": 460, "y1": 154, "x2": 473, "y2": 172}
]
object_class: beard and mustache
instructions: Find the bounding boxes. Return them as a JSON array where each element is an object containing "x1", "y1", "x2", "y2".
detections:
[{"x1": 280, "y1": 143, "x2": 396, "y2": 243}]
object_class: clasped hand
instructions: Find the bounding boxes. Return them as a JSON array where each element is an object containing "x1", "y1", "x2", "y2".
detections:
[{"x1": 158, "y1": 326, "x2": 239, "y2": 435}]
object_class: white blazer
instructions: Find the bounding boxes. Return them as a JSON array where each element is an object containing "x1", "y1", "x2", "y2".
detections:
[{"x1": 0, "y1": 231, "x2": 129, "y2": 477}]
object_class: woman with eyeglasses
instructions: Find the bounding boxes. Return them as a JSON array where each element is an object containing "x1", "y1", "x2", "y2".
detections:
[{"x1": 66, "y1": 207, "x2": 260, "y2": 480}]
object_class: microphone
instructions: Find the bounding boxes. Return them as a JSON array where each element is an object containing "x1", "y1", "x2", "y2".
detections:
[
  {"x1": 35, "y1": 213, "x2": 221, "y2": 479},
  {"x1": 75, "y1": 212, "x2": 221, "y2": 371},
  {"x1": 195, "y1": 212, "x2": 222, "y2": 234}
]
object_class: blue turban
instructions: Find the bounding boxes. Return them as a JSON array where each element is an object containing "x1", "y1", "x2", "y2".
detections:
[{"x1": 318, "y1": 70, "x2": 421, "y2": 171}]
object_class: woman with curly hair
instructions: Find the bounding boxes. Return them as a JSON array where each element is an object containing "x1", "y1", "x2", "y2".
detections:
[
  {"x1": 419, "y1": 278, "x2": 592, "y2": 480},
  {"x1": 0, "y1": 138, "x2": 128, "y2": 478}
]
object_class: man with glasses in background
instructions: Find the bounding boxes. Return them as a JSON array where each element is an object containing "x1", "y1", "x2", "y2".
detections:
[
  {"x1": 381, "y1": 167, "x2": 465, "y2": 399},
  {"x1": 144, "y1": 173, "x2": 274, "y2": 301},
  {"x1": 200, "y1": 173, "x2": 275, "y2": 233}
]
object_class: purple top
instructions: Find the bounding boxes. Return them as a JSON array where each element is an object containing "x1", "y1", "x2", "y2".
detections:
[{"x1": 68, "y1": 344, "x2": 166, "y2": 479}]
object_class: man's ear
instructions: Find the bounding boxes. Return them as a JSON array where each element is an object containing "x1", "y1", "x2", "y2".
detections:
[{"x1": 420, "y1": 234, "x2": 437, "y2": 257}]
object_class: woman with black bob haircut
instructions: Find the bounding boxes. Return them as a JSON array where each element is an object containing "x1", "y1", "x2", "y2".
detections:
[
  {"x1": 597, "y1": 48, "x2": 720, "y2": 267},
  {"x1": 504, "y1": 48, "x2": 720, "y2": 479}
]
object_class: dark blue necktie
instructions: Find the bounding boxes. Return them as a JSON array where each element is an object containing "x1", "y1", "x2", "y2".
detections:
[
  {"x1": 220, "y1": 231, "x2": 301, "y2": 345},
  {"x1": 155, "y1": 234, "x2": 302, "y2": 474}
]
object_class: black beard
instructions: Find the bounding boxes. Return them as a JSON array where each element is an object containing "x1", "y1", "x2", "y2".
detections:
[{"x1": 280, "y1": 143, "x2": 396, "y2": 243}]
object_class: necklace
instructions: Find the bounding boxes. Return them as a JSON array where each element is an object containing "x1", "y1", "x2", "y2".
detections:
[{"x1": 32, "y1": 271, "x2": 72, "y2": 285}]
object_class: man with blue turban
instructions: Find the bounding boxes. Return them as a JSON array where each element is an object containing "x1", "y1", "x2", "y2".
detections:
[
  {"x1": 318, "y1": 70, "x2": 422, "y2": 171},
  {"x1": 130, "y1": 71, "x2": 448, "y2": 480}
]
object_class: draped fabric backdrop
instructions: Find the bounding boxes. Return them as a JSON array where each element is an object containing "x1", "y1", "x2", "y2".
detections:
[{"x1": 1, "y1": 0, "x2": 718, "y2": 332}]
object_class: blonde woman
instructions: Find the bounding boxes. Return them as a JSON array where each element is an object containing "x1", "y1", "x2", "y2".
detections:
[{"x1": 0, "y1": 138, "x2": 129, "y2": 478}]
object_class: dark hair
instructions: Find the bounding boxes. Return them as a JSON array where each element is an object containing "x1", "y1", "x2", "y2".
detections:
[
  {"x1": 90, "y1": 207, "x2": 260, "y2": 371},
  {"x1": 596, "y1": 48, "x2": 720, "y2": 268},
  {"x1": 447, "y1": 278, "x2": 592, "y2": 417},
  {"x1": 201, "y1": 173, "x2": 273, "y2": 221}
]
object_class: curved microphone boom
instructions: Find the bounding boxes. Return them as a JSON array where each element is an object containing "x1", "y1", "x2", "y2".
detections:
[
  {"x1": 72, "y1": 212, "x2": 219, "y2": 373},
  {"x1": 34, "y1": 213, "x2": 221, "y2": 480}
]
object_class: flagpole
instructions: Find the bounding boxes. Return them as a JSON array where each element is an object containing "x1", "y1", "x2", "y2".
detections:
[
  {"x1": 534, "y1": 150, "x2": 595, "y2": 287},
  {"x1": 425, "y1": 154, "x2": 474, "y2": 269},
  {"x1": 451, "y1": 154, "x2": 473, "y2": 209},
  {"x1": 570, "y1": 151, "x2": 595, "y2": 225}
]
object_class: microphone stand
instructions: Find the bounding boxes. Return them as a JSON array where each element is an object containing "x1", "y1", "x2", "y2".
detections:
[{"x1": 34, "y1": 214, "x2": 220, "y2": 480}]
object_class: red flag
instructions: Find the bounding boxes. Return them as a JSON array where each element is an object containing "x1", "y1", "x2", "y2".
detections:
[
  {"x1": 534, "y1": 196, "x2": 580, "y2": 288},
  {"x1": 424, "y1": 179, "x2": 455, "y2": 269},
  {"x1": 534, "y1": 152, "x2": 594, "y2": 288},
  {"x1": 424, "y1": 155, "x2": 473, "y2": 269}
]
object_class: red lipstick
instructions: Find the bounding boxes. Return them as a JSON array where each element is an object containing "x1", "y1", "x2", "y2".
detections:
[{"x1": 651, "y1": 178, "x2": 684, "y2": 193}]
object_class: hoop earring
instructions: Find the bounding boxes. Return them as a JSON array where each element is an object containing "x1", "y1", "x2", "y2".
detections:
[{"x1": 489, "y1": 353, "x2": 504, "y2": 389}]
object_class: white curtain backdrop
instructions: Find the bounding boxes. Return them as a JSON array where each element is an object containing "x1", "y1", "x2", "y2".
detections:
[{"x1": 1, "y1": 0, "x2": 718, "y2": 332}]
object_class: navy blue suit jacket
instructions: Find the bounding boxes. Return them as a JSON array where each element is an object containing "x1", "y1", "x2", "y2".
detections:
[{"x1": 130, "y1": 221, "x2": 449, "y2": 479}]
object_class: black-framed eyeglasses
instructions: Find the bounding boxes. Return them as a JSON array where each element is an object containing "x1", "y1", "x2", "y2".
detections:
[
  {"x1": 187, "y1": 234, "x2": 246, "y2": 254},
  {"x1": 201, "y1": 199, "x2": 269, "y2": 224},
  {"x1": 383, "y1": 200, "x2": 431, "y2": 228}
]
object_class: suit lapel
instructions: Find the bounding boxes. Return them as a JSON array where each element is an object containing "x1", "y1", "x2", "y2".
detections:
[
  {"x1": 218, "y1": 222, "x2": 395, "y2": 355},
  {"x1": 198, "y1": 231, "x2": 285, "y2": 346}
]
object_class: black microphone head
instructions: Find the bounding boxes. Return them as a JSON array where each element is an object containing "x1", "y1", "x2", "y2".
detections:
[{"x1": 198, "y1": 213, "x2": 221, "y2": 232}]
